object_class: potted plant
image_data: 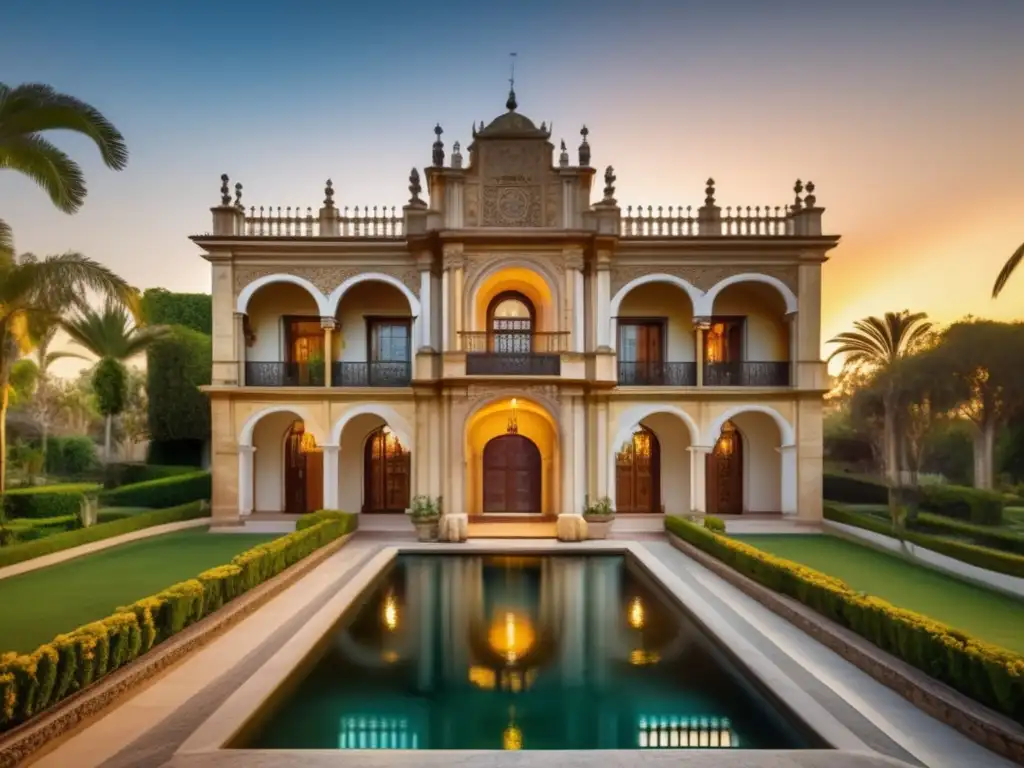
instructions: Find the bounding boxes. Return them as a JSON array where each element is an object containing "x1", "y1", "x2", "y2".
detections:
[
  {"x1": 582, "y1": 495, "x2": 615, "y2": 539},
  {"x1": 406, "y1": 495, "x2": 440, "y2": 542}
]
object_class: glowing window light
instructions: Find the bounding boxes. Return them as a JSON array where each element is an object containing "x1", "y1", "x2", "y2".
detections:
[
  {"x1": 382, "y1": 592, "x2": 399, "y2": 631},
  {"x1": 628, "y1": 596, "x2": 645, "y2": 630}
]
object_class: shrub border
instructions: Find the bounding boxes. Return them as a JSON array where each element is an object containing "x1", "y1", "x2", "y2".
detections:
[
  {"x1": 0, "y1": 528, "x2": 355, "y2": 768},
  {"x1": 664, "y1": 525, "x2": 1024, "y2": 763}
]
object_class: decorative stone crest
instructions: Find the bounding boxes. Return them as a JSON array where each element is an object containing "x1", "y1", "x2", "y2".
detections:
[
  {"x1": 482, "y1": 185, "x2": 542, "y2": 227},
  {"x1": 609, "y1": 265, "x2": 798, "y2": 296},
  {"x1": 233, "y1": 266, "x2": 421, "y2": 298}
]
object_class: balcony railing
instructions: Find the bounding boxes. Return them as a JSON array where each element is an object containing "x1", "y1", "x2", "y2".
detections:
[
  {"x1": 332, "y1": 361, "x2": 412, "y2": 387},
  {"x1": 245, "y1": 361, "x2": 325, "y2": 387},
  {"x1": 466, "y1": 354, "x2": 560, "y2": 376},
  {"x1": 618, "y1": 362, "x2": 697, "y2": 386},
  {"x1": 703, "y1": 361, "x2": 790, "y2": 387},
  {"x1": 459, "y1": 331, "x2": 570, "y2": 354}
]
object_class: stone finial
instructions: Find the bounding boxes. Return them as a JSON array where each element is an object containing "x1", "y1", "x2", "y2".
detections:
[
  {"x1": 558, "y1": 140, "x2": 569, "y2": 168},
  {"x1": 219, "y1": 174, "x2": 231, "y2": 206},
  {"x1": 793, "y1": 179, "x2": 804, "y2": 210},
  {"x1": 506, "y1": 88, "x2": 518, "y2": 112},
  {"x1": 451, "y1": 141, "x2": 463, "y2": 169},
  {"x1": 578, "y1": 125, "x2": 590, "y2": 167},
  {"x1": 324, "y1": 178, "x2": 335, "y2": 208},
  {"x1": 233, "y1": 182, "x2": 243, "y2": 210},
  {"x1": 603, "y1": 166, "x2": 616, "y2": 202},
  {"x1": 705, "y1": 178, "x2": 716, "y2": 206},
  {"x1": 432, "y1": 124, "x2": 445, "y2": 167},
  {"x1": 408, "y1": 167, "x2": 423, "y2": 204},
  {"x1": 804, "y1": 180, "x2": 817, "y2": 208}
]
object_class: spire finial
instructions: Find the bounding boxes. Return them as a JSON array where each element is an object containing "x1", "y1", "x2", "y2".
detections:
[{"x1": 506, "y1": 52, "x2": 518, "y2": 111}]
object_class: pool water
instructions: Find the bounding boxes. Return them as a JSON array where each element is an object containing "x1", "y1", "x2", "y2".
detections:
[{"x1": 242, "y1": 555, "x2": 816, "y2": 751}]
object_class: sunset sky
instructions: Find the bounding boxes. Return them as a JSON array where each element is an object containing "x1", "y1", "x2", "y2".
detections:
[{"x1": 2, "y1": 0, "x2": 1023, "y2": 376}]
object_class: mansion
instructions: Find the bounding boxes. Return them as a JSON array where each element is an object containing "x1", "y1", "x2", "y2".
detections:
[{"x1": 193, "y1": 91, "x2": 839, "y2": 527}]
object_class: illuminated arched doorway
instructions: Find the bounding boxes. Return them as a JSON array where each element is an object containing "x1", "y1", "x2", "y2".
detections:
[
  {"x1": 482, "y1": 434, "x2": 542, "y2": 514},
  {"x1": 706, "y1": 420, "x2": 743, "y2": 515},
  {"x1": 488, "y1": 291, "x2": 534, "y2": 354},
  {"x1": 363, "y1": 426, "x2": 411, "y2": 513},
  {"x1": 284, "y1": 421, "x2": 323, "y2": 514},
  {"x1": 616, "y1": 425, "x2": 660, "y2": 513}
]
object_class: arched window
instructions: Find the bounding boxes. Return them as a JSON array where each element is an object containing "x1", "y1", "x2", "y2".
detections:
[
  {"x1": 616, "y1": 425, "x2": 660, "y2": 513},
  {"x1": 488, "y1": 291, "x2": 534, "y2": 354},
  {"x1": 364, "y1": 426, "x2": 411, "y2": 513}
]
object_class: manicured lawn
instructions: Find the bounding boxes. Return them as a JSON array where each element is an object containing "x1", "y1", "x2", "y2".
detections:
[
  {"x1": 0, "y1": 529, "x2": 278, "y2": 653},
  {"x1": 734, "y1": 534, "x2": 1024, "y2": 654}
]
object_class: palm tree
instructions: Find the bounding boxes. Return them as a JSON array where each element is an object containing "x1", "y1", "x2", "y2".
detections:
[
  {"x1": 992, "y1": 242, "x2": 1024, "y2": 298},
  {"x1": 827, "y1": 311, "x2": 933, "y2": 524},
  {"x1": 0, "y1": 82, "x2": 128, "y2": 257},
  {"x1": 0, "y1": 252, "x2": 134, "y2": 492},
  {"x1": 52, "y1": 300, "x2": 166, "y2": 460}
]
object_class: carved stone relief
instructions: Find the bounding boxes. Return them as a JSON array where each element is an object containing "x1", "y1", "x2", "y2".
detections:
[
  {"x1": 544, "y1": 183, "x2": 562, "y2": 228},
  {"x1": 609, "y1": 265, "x2": 798, "y2": 296},
  {"x1": 482, "y1": 186, "x2": 542, "y2": 227},
  {"x1": 233, "y1": 265, "x2": 421, "y2": 300},
  {"x1": 453, "y1": 384, "x2": 562, "y2": 427},
  {"x1": 478, "y1": 140, "x2": 549, "y2": 228},
  {"x1": 464, "y1": 183, "x2": 480, "y2": 227}
]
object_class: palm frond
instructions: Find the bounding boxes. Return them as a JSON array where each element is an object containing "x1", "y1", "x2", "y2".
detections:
[
  {"x1": 0, "y1": 83, "x2": 128, "y2": 171},
  {"x1": 993, "y1": 242, "x2": 1024, "y2": 298},
  {"x1": 0, "y1": 217, "x2": 12, "y2": 259},
  {"x1": 0, "y1": 133, "x2": 85, "y2": 213},
  {"x1": 827, "y1": 310, "x2": 932, "y2": 371}
]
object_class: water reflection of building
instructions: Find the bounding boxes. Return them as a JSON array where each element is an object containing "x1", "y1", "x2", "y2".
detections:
[{"x1": 332, "y1": 555, "x2": 739, "y2": 751}]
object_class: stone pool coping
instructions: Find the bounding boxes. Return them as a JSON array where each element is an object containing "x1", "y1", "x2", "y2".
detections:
[
  {"x1": 664, "y1": 532, "x2": 1024, "y2": 765},
  {"x1": 176, "y1": 541, "x2": 872, "y2": 763},
  {"x1": 0, "y1": 531, "x2": 356, "y2": 768}
]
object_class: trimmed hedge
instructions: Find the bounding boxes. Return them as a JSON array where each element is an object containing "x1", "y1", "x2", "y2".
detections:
[
  {"x1": 665, "y1": 515, "x2": 1024, "y2": 722},
  {"x1": 2, "y1": 484, "x2": 102, "y2": 520},
  {"x1": 823, "y1": 473, "x2": 1005, "y2": 526},
  {"x1": 296, "y1": 509, "x2": 352, "y2": 531},
  {"x1": 0, "y1": 502, "x2": 210, "y2": 569},
  {"x1": 97, "y1": 471, "x2": 211, "y2": 509},
  {"x1": 823, "y1": 504, "x2": 1024, "y2": 579},
  {"x1": 0, "y1": 512, "x2": 357, "y2": 730},
  {"x1": 910, "y1": 513, "x2": 1024, "y2": 556}
]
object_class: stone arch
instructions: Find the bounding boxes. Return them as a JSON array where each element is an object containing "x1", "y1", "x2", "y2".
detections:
[
  {"x1": 467, "y1": 258, "x2": 562, "y2": 333},
  {"x1": 705, "y1": 404, "x2": 795, "y2": 447},
  {"x1": 325, "y1": 272, "x2": 421, "y2": 318},
  {"x1": 238, "y1": 404, "x2": 325, "y2": 447},
  {"x1": 235, "y1": 273, "x2": 330, "y2": 316},
  {"x1": 698, "y1": 273, "x2": 798, "y2": 316},
  {"x1": 609, "y1": 273, "x2": 704, "y2": 317},
  {"x1": 330, "y1": 403, "x2": 414, "y2": 451}
]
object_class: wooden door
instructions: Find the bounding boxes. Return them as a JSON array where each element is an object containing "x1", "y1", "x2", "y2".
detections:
[
  {"x1": 305, "y1": 450, "x2": 324, "y2": 512},
  {"x1": 364, "y1": 427, "x2": 411, "y2": 513},
  {"x1": 706, "y1": 425, "x2": 743, "y2": 515},
  {"x1": 482, "y1": 435, "x2": 542, "y2": 514},
  {"x1": 284, "y1": 423, "x2": 308, "y2": 515},
  {"x1": 615, "y1": 426, "x2": 660, "y2": 513}
]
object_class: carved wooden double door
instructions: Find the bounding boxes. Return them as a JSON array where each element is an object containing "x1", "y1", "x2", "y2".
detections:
[{"x1": 482, "y1": 435, "x2": 542, "y2": 514}]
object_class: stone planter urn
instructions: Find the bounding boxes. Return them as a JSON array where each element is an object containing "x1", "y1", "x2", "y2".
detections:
[
  {"x1": 407, "y1": 495, "x2": 443, "y2": 542},
  {"x1": 413, "y1": 517, "x2": 440, "y2": 542},
  {"x1": 583, "y1": 513, "x2": 614, "y2": 540}
]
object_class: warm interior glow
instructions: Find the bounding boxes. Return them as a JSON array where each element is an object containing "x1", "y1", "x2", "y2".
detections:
[
  {"x1": 473, "y1": 266, "x2": 553, "y2": 332},
  {"x1": 382, "y1": 592, "x2": 398, "y2": 631},
  {"x1": 297, "y1": 425, "x2": 320, "y2": 454},
  {"x1": 715, "y1": 421, "x2": 737, "y2": 457},
  {"x1": 705, "y1": 323, "x2": 726, "y2": 363},
  {"x1": 487, "y1": 611, "x2": 536, "y2": 664},
  {"x1": 469, "y1": 666, "x2": 497, "y2": 690},
  {"x1": 503, "y1": 707, "x2": 522, "y2": 750},
  {"x1": 628, "y1": 596, "x2": 645, "y2": 629}
]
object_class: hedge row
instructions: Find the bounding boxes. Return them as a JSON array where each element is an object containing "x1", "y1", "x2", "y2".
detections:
[
  {"x1": 2, "y1": 484, "x2": 102, "y2": 519},
  {"x1": 823, "y1": 504, "x2": 1024, "y2": 579},
  {"x1": 665, "y1": 516, "x2": 1024, "y2": 721},
  {"x1": 97, "y1": 471, "x2": 211, "y2": 509},
  {"x1": 823, "y1": 473, "x2": 1005, "y2": 526},
  {"x1": 0, "y1": 502, "x2": 210, "y2": 569},
  {"x1": 0, "y1": 511, "x2": 357, "y2": 731},
  {"x1": 103, "y1": 463, "x2": 200, "y2": 489},
  {"x1": 910, "y1": 512, "x2": 1024, "y2": 556}
]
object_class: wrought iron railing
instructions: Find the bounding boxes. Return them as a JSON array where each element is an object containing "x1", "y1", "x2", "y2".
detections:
[
  {"x1": 618, "y1": 362, "x2": 697, "y2": 386},
  {"x1": 332, "y1": 361, "x2": 412, "y2": 387},
  {"x1": 703, "y1": 361, "x2": 790, "y2": 387},
  {"x1": 244, "y1": 361, "x2": 325, "y2": 387},
  {"x1": 459, "y1": 331, "x2": 570, "y2": 354},
  {"x1": 465, "y1": 354, "x2": 561, "y2": 376}
]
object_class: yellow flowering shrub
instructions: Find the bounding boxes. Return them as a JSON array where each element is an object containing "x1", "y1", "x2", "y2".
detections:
[
  {"x1": 665, "y1": 515, "x2": 1024, "y2": 722},
  {"x1": 0, "y1": 512, "x2": 357, "y2": 733}
]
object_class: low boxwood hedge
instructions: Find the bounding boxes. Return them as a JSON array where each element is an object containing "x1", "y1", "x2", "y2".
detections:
[
  {"x1": 296, "y1": 509, "x2": 352, "y2": 531},
  {"x1": 97, "y1": 471, "x2": 211, "y2": 509},
  {"x1": 910, "y1": 512, "x2": 1024, "y2": 556},
  {"x1": 823, "y1": 473, "x2": 889, "y2": 505},
  {"x1": 823, "y1": 504, "x2": 1024, "y2": 579},
  {"x1": 2, "y1": 483, "x2": 102, "y2": 520},
  {"x1": 0, "y1": 512, "x2": 357, "y2": 731},
  {"x1": 0, "y1": 502, "x2": 210, "y2": 569},
  {"x1": 103, "y1": 463, "x2": 200, "y2": 489},
  {"x1": 664, "y1": 515, "x2": 1024, "y2": 722},
  {"x1": 823, "y1": 474, "x2": 1005, "y2": 526}
]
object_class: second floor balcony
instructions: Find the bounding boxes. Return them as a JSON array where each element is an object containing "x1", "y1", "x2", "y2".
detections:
[{"x1": 460, "y1": 330, "x2": 568, "y2": 376}]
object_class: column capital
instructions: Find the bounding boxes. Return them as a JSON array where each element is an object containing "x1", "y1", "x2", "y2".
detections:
[
  {"x1": 693, "y1": 316, "x2": 712, "y2": 331},
  {"x1": 784, "y1": 310, "x2": 798, "y2": 323},
  {"x1": 238, "y1": 445, "x2": 256, "y2": 454},
  {"x1": 233, "y1": 311, "x2": 247, "y2": 320},
  {"x1": 321, "y1": 443, "x2": 340, "y2": 453},
  {"x1": 777, "y1": 443, "x2": 798, "y2": 452},
  {"x1": 687, "y1": 445, "x2": 714, "y2": 454},
  {"x1": 320, "y1": 317, "x2": 337, "y2": 330},
  {"x1": 442, "y1": 243, "x2": 465, "y2": 270},
  {"x1": 414, "y1": 249, "x2": 434, "y2": 270},
  {"x1": 562, "y1": 246, "x2": 584, "y2": 271}
]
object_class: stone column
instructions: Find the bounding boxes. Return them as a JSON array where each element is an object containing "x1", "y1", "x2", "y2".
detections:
[
  {"x1": 595, "y1": 399, "x2": 609, "y2": 500},
  {"x1": 321, "y1": 317, "x2": 335, "y2": 387},
  {"x1": 694, "y1": 318, "x2": 709, "y2": 386},
  {"x1": 595, "y1": 257, "x2": 612, "y2": 350},
  {"x1": 419, "y1": 262, "x2": 433, "y2": 350},
  {"x1": 687, "y1": 446, "x2": 710, "y2": 513},
  {"x1": 442, "y1": 245, "x2": 465, "y2": 351},
  {"x1": 779, "y1": 444, "x2": 797, "y2": 515},
  {"x1": 441, "y1": 270, "x2": 451, "y2": 352},
  {"x1": 561, "y1": 397, "x2": 576, "y2": 514},
  {"x1": 322, "y1": 444, "x2": 339, "y2": 509},
  {"x1": 573, "y1": 395, "x2": 586, "y2": 512},
  {"x1": 238, "y1": 446, "x2": 256, "y2": 515},
  {"x1": 564, "y1": 248, "x2": 585, "y2": 352},
  {"x1": 233, "y1": 312, "x2": 246, "y2": 386},
  {"x1": 785, "y1": 311, "x2": 798, "y2": 388}
]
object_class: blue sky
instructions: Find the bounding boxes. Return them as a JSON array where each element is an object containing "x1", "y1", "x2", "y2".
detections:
[{"x1": 2, "y1": 0, "x2": 1024, "y2": 376}]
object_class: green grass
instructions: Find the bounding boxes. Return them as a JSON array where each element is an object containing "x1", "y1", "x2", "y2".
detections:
[
  {"x1": 734, "y1": 534, "x2": 1024, "y2": 654},
  {"x1": 0, "y1": 528, "x2": 278, "y2": 653}
]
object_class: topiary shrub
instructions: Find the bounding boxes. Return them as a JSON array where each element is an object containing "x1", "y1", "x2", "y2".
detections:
[
  {"x1": 703, "y1": 515, "x2": 726, "y2": 533},
  {"x1": 918, "y1": 484, "x2": 1004, "y2": 526},
  {"x1": 140, "y1": 289, "x2": 212, "y2": 335},
  {"x1": 146, "y1": 326, "x2": 211, "y2": 448},
  {"x1": 2, "y1": 484, "x2": 100, "y2": 519},
  {"x1": 823, "y1": 473, "x2": 889, "y2": 505},
  {"x1": 44, "y1": 436, "x2": 99, "y2": 477}
]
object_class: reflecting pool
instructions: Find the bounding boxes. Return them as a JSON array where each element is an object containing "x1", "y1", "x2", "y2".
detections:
[{"x1": 241, "y1": 555, "x2": 817, "y2": 751}]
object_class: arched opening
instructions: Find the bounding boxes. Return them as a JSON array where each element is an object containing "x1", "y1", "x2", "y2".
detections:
[
  {"x1": 482, "y1": 434, "x2": 542, "y2": 514},
  {"x1": 614, "y1": 279, "x2": 697, "y2": 386},
  {"x1": 706, "y1": 421, "x2": 743, "y2": 516},
  {"x1": 615, "y1": 425, "x2": 661, "y2": 513},
  {"x1": 703, "y1": 279, "x2": 790, "y2": 387},
  {"x1": 333, "y1": 279, "x2": 415, "y2": 387},
  {"x1": 363, "y1": 425, "x2": 411, "y2": 513},
  {"x1": 488, "y1": 291, "x2": 535, "y2": 354},
  {"x1": 244, "y1": 282, "x2": 325, "y2": 387}
]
